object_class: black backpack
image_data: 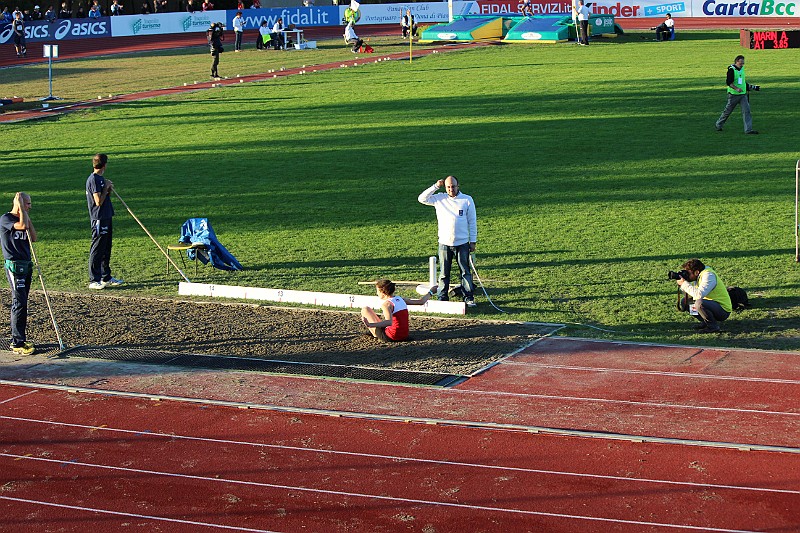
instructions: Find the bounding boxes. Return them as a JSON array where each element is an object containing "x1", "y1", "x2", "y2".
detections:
[{"x1": 727, "y1": 286, "x2": 751, "y2": 311}]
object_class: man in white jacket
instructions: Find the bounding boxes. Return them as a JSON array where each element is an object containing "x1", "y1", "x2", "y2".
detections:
[{"x1": 418, "y1": 176, "x2": 477, "y2": 307}]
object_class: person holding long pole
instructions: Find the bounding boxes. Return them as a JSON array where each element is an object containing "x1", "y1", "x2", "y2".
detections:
[
  {"x1": 86, "y1": 153, "x2": 124, "y2": 290},
  {"x1": 1, "y1": 192, "x2": 37, "y2": 355}
]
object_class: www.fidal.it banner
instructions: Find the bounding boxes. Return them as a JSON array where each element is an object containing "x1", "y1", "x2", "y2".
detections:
[{"x1": 92, "y1": 0, "x2": 800, "y2": 41}]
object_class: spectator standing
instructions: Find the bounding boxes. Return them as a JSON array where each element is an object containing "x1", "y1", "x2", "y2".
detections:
[
  {"x1": 1, "y1": 192, "x2": 37, "y2": 355},
  {"x1": 715, "y1": 55, "x2": 760, "y2": 135},
  {"x1": 417, "y1": 176, "x2": 477, "y2": 306},
  {"x1": 140, "y1": 1, "x2": 150, "y2": 13},
  {"x1": 110, "y1": 0, "x2": 123, "y2": 15},
  {"x1": 44, "y1": 5, "x2": 56, "y2": 20},
  {"x1": 201, "y1": 0, "x2": 213, "y2": 10},
  {"x1": 88, "y1": 2, "x2": 100, "y2": 16},
  {"x1": 86, "y1": 154, "x2": 124, "y2": 290},
  {"x1": 575, "y1": 0, "x2": 590, "y2": 45},
  {"x1": 58, "y1": 1, "x2": 71, "y2": 18},
  {"x1": 75, "y1": 2, "x2": 85, "y2": 17},
  {"x1": 232, "y1": 11, "x2": 244, "y2": 51},
  {"x1": 236, "y1": 0, "x2": 243, "y2": 10},
  {"x1": 32, "y1": 5, "x2": 43, "y2": 19},
  {"x1": 12, "y1": 12, "x2": 26, "y2": 58},
  {"x1": 1, "y1": 8, "x2": 12, "y2": 23},
  {"x1": 251, "y1": 0, "x2": 260, "y2": 7},
  {"x1": 186, "y1": 0, "x2": 195, "y2": 12}
]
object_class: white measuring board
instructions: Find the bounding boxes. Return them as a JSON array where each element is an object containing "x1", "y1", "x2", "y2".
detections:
[{"x1": 179, "y1": 282, "x2": 466, "y2": 315}]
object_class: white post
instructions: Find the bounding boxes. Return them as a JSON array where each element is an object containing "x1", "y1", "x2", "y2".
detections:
[
  {"x1": 796, "y1": 160, "x2": 799, "y2": 262},
  {"x1": 429, "y1": 256, "x2": 437, "y2": 286},
  {"x1": 448, "y1": 0, "x2": 453, "y2": 22},
  {"x1": 41, "y1": 44, "x2": 60, "y2": 102}
]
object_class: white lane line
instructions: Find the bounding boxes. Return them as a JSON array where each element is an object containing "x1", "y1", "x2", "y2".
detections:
[
  {"x1": 2, "y1": 416, "x2": 796, "y2": 495},
  {"x1": 0, "y1": 389, "x2": 38, "y2": 405},
  {"x1": 453, "y1": 388, "x2": 799, "y2": 417},
  {"x1": 501, "y1": 362, "x2": 800, "y2": 385},
  {"x1": 0, "y1": 455, "x2": 765, "y2": 533},
  {"x1": 0, "y1": 495, "x2": 280, "y2": 532}
]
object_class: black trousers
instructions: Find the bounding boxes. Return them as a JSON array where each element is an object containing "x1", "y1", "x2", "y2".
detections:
[
  {"x1": 6, "y1": 268, "x2": 31, "y2": 346},
  {"x1": 579, "y1": 20, "x2": 589, "y2": 44},
  {"x1": 693, "y1": 298, "x2": 730, "y2": 329},
  {"x1": 211, "y1": 51, "x2": 220, "y2": 76},
  {"x1": 89, "y1": 219, "x2": 113, "y2": 283}
]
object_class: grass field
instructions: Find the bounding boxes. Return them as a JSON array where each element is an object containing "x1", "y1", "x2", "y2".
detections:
[{"x1": 2, "y1": 31, "x2": 799, "y2": 350}]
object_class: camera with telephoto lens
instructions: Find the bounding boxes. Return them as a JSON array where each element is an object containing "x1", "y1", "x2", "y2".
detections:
[{"x1": 667, "y1": 269, "x2": 690, "y2": 281}]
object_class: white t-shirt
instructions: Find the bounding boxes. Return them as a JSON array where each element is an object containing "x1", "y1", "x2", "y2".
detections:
[
  {"x1": 577, "y1": 4, "x2": 590, "y2": 21},
  {"x1": 232, "y1": 16, "x2": 244, "y2": 32},
  {"x1": 344, "y1": 24, "x2": 358, "y2": 41},
  {"x1": 664, "y1": 18, "x2": 674, "y2": 28}
]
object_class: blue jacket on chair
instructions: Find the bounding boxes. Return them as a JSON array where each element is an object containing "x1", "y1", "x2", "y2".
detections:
[{"x1": 179, "y1": 218, "x2": 243, "y2": 271}]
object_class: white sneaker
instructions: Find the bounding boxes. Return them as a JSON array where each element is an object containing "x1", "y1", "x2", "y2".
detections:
[
  {"x1": 88, "y1": 281, "x2": 105, "y2": 290},
  {"x1": 105, "y1": 277, "x2": 124, "y2": 287}
]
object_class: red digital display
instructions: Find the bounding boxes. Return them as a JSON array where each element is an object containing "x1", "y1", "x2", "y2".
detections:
[{"x1": 750, "y1": 30, "x2": 800, "y2": 49}]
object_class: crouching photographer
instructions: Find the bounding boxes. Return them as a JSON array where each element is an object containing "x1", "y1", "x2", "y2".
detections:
[{"x1": 671, "y1": 258, "x2": 732, "y2": 333}]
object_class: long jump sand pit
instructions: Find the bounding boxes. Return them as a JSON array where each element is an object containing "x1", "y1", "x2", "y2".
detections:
[{"x1": 2, "y1": 291, "x2": 558, "y2": 376}]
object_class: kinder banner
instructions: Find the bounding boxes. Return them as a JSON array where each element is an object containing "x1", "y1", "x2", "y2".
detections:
[
  {"x1": 0, "y1": 17, "x2": 111, "y2": 44},
  {"x1": 110, "y1": 11, "x2": 226, "y2": 37},
  {"x1": 230, "y1": 7, "x2": 340, "y2": 29}
]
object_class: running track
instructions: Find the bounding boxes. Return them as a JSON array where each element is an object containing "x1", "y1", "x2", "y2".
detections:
[{"x1": 1, "y1": 337, "x2": 799, "y2": 532}]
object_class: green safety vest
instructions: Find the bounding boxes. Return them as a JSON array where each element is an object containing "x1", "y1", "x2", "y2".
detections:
[
  {"x1": 696, "y1": 267, "x2": 732, "y2": 313},
  {"x1": 727, "y1": 65, "x2": 746, "y2": 95}
]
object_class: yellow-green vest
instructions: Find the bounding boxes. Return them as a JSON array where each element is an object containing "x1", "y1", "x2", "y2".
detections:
[
  {"x1": 696, "y1": 267, "x2": 732, "y2": 313},
  {"x1": 727, "y1": 65, "x2": 746, "y2": 95}
]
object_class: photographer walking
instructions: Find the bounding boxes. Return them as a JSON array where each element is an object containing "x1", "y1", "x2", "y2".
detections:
[
  {"x1": 674, "y1": 258, "x2": 731, "y2": 333},
  {"x1": 715, "y1": 55, "x2": 761, "y2": 134},
  {"x1": 418, "y1": 176, "x2": 477, "y2": 307}
]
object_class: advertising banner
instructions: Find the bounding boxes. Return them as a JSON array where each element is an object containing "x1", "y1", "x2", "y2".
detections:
[
  {"x1": 474, "y1": 0, "x2": 574, "y2": 15},
  {"x1": 352, "y1": 2, "x2": 463, "y2": 25},
  {"x1": 110, "y1": 11, "x2": 226, "y2": 37},
  {"x1": 232, "y1": 7, "x2": 340, "y2": 30},
  {"x1": 694, "y1": 0, "x2": 796, "y2": 16},
  {"x1": 0, "y1": 17, "x2": 111, "y2": 45}
]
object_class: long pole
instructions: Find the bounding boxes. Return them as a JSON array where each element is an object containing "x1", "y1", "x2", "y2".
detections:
[
  {"x1": 47, "y1": 55, "x2": 53, "y2": 99},
  {"x1": 796, "y1": 160, "x2": 799, "y2": 262},
  {"x1": 112, "y1": 189, "x2": 191, "y2": 283},
  {"x1": 26, "y1": 230, "x2": 66, "y2": 351}
]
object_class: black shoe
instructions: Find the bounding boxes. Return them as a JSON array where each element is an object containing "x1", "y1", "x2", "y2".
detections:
[
  {"x1": 693, "y1": 323, "x2": 707, "y2": 330},
  {"x1": 715, "y1": 126, "x2": 722, "y2": 132},
  {"x1": 746, "y1": 130, "x2": 759, "y2": 135},
  {"x1": 697, "y1": 326, "x2": 721, "y2": 334},
  {"x1": 437, "y1": 295, "x2": 449, "y2": 302}
]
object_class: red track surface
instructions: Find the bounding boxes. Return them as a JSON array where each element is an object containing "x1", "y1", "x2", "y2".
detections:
[{"x1": 1, "y1": 338, "x2": 799, "y2": 531}]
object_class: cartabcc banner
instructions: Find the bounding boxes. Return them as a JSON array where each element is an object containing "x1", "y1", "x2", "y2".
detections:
[{"x1": 0, "y1": 17, "x2": 111, "y2": 44}]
